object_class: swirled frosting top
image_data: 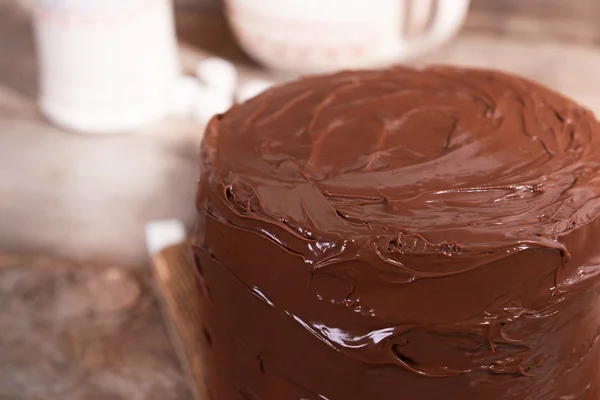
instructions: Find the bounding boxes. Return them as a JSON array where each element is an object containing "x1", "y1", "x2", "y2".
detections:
[{"x1": 203, "y1": 67, "x2": 600, "y2": 260}]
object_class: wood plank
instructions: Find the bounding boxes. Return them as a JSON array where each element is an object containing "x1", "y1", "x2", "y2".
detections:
[
  {"x1": 471, "y1": 0, "x2": 598, "y2": 21},
  {"x1": 150, "y1": 242, "x2": 207, "y2": 400},
  {"x1": 467, "y1": 0, "x2": 600, "y2": 44}
]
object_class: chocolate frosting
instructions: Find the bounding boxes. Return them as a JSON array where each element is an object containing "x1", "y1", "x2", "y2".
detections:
[{"x1": 193, "y1": 67, "x2": 600, "y2": 399}]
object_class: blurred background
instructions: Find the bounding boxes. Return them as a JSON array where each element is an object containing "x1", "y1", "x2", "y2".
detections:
[{"x1": 0, "y1": 0, "x2": 599, "y2": 398}]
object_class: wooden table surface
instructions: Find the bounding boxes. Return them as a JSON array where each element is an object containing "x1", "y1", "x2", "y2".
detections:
[
  {"x1": 1, "y1": 0, "x2": 600, "y2": 398},
  {"x1": 0, "y1": 252, "x2": 194, "y2": 400}
]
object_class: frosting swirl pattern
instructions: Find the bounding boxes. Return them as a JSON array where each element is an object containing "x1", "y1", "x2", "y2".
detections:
[{"x1": 194, "y1": 67, "x2": 600, "y2": 399}]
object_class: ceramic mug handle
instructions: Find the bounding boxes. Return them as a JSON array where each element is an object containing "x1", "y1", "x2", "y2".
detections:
[{"x1": 399, "y1": 0, "x2": 470, "y2": 59}]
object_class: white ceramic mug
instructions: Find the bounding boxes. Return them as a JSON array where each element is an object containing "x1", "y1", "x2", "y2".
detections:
[
  {"x1": 225, "y1": 0, "x2": 470, "y2": 73},
  {"x1": 31, "y1": 0, "x2": 180, "y2": 134}
]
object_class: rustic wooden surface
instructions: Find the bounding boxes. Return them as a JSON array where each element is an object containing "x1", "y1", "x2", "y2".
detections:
[
  {"x1": 0, "y1": 252, "x2": 194, "y2": 400},
  {"x1": 467, "y1": 0, "x2": 600, "y2": 44},
  {"x1": 176, "y1": 0, "x2": 600, "y2": 44},
  {"x1": 0, "y1": 0, "x2": 202, "y2": 267},
  {"x1": 2, "y1": 0, "x2": 600, "y2": 399}
]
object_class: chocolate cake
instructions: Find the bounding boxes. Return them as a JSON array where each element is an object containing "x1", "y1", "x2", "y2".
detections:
[{"x1": 193, "y1": 67, "x2": 600, "y2": 399}]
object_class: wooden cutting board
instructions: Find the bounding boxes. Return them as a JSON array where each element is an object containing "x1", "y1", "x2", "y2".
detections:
[{"x1": 150, "y1": 242, "x2": 208, "y2": 400}]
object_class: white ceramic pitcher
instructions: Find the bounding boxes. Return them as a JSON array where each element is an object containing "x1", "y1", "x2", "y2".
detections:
[{"x1": 225, "y1": 0, "x2": 470, "y2": 73}]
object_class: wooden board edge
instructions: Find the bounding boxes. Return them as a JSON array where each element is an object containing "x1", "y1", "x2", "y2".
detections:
[{"x1": 150, "y1": 241, "x2": 208, "y2": 400}]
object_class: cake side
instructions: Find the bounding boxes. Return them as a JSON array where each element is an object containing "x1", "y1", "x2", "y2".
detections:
[{"x1": 193, "y1": 67, "x2": 600, "y2": 399}]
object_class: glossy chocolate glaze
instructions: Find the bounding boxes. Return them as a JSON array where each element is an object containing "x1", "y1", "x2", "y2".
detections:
[{"x1": 193, "y1": 67, "x2": 600, "y2": 399}]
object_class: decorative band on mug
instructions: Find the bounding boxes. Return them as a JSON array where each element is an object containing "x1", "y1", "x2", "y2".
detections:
[
  {"x1": 32, "y1": 0, "x2": 167, "y2": 27},
  {"x1": 225, "y1": 0, "x2": 381, "y2": 34},
  {"x1": 237, "y1": 32, "x2": 370, "y2": 62}
]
